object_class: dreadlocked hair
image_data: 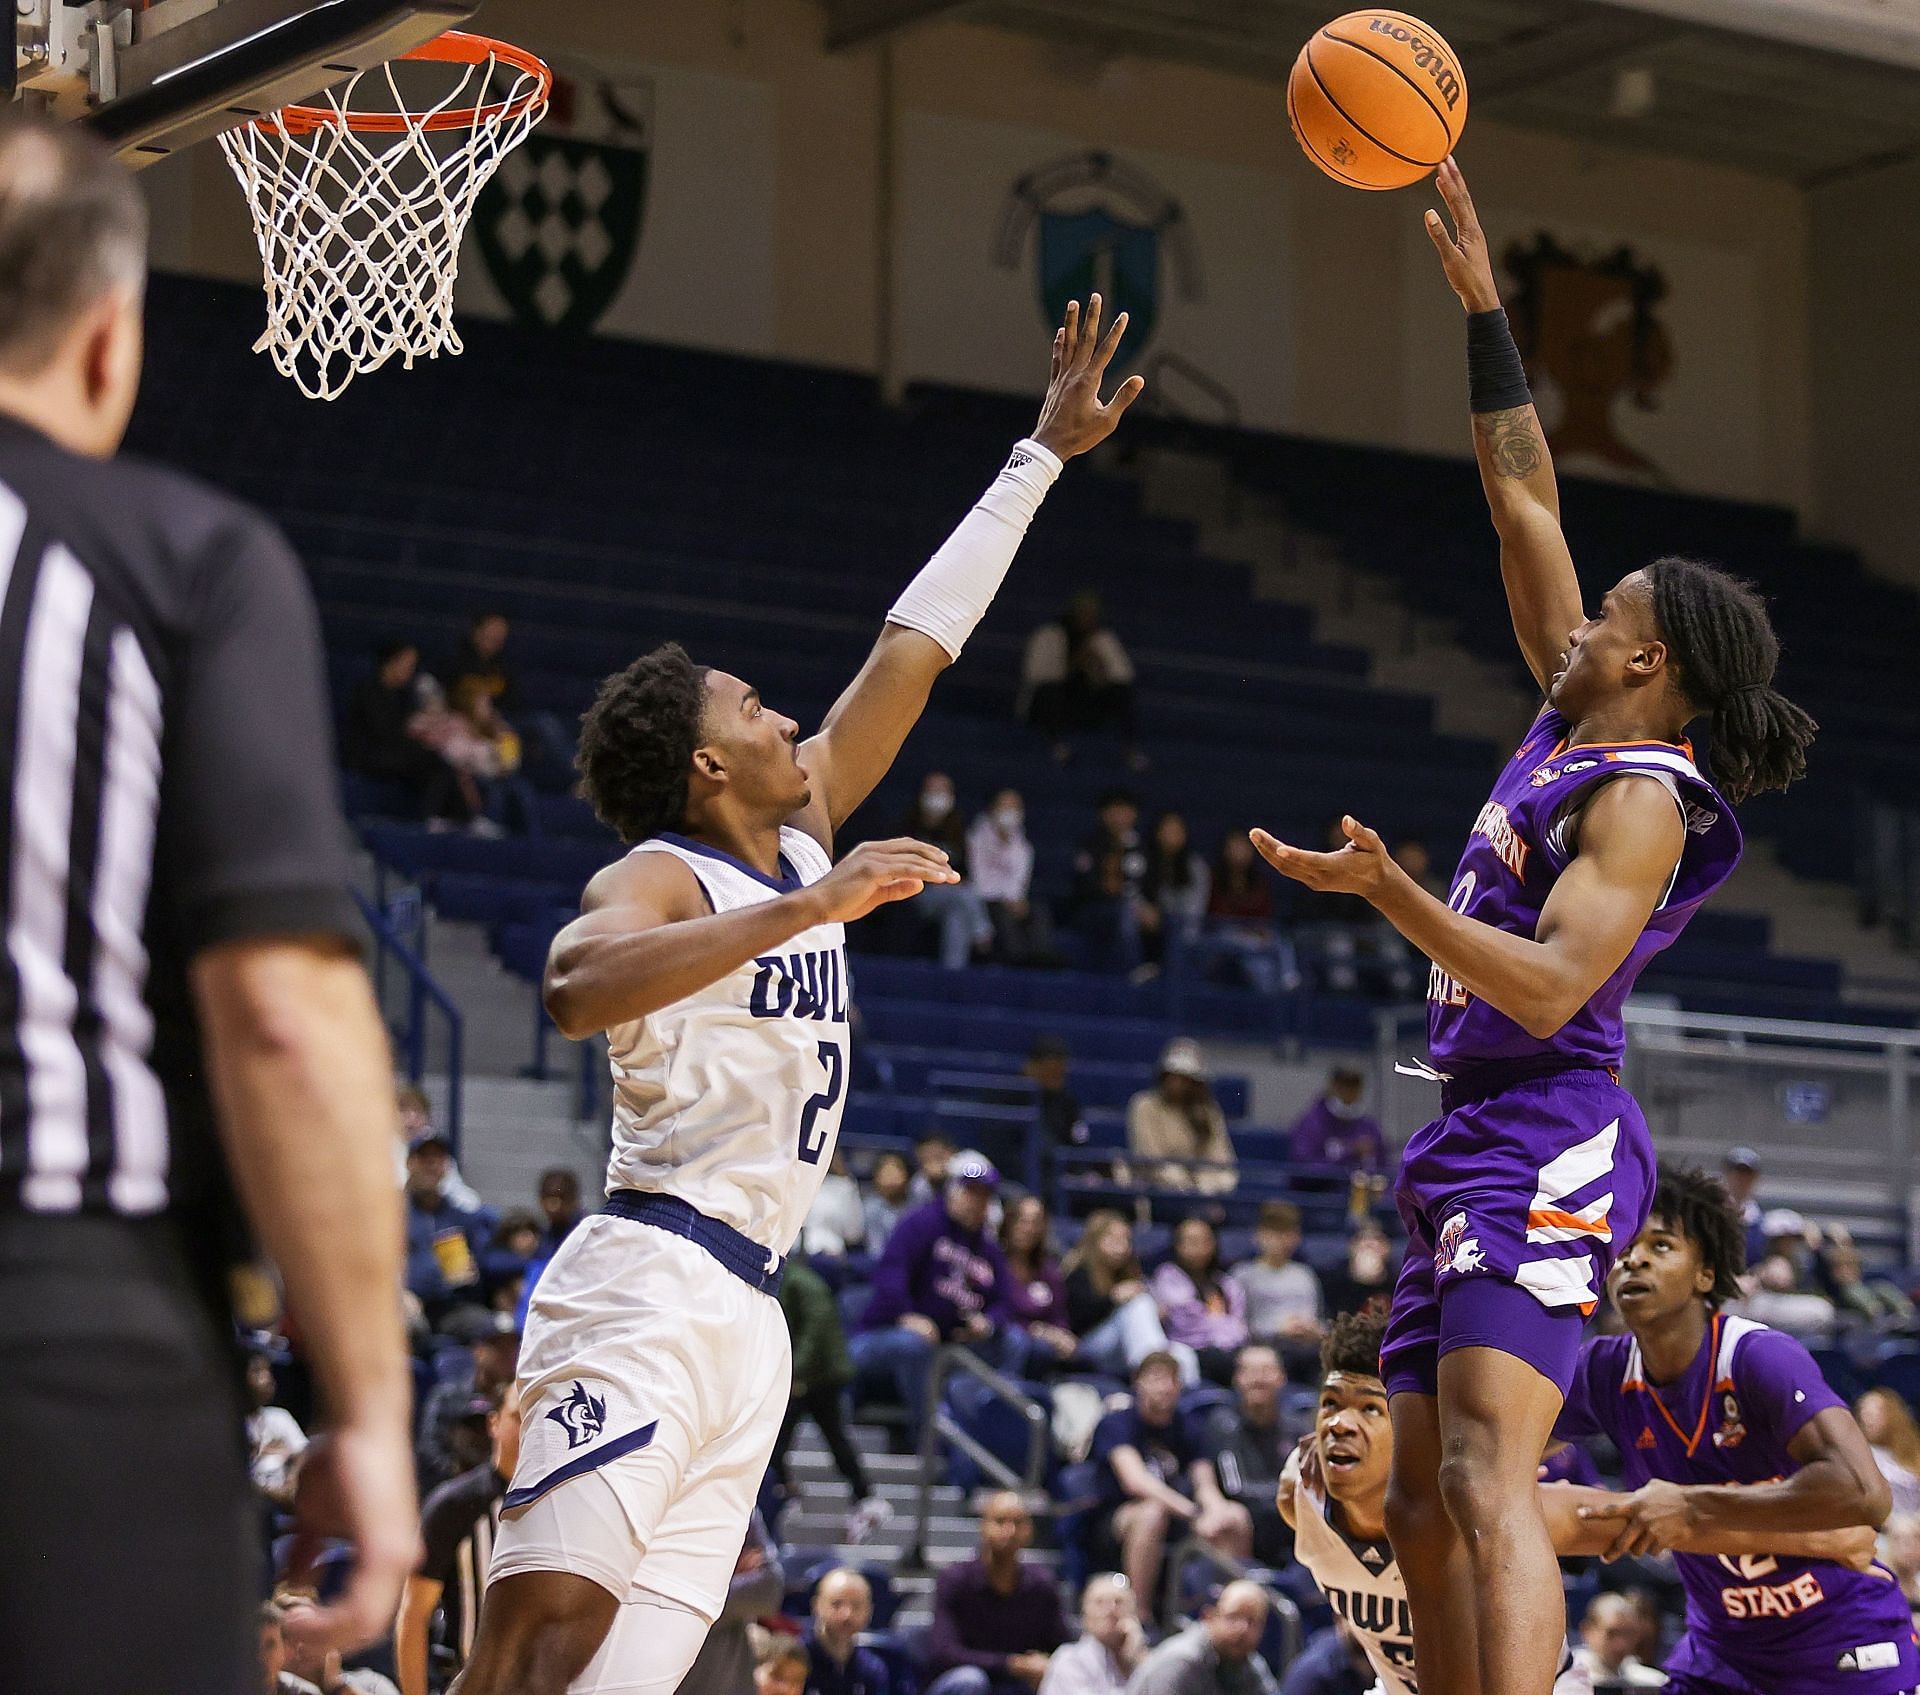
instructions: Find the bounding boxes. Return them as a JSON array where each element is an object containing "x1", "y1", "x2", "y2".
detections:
[
  {"x1": 1321, "y1": 1296, "x2": 1392, "y2": 1380},
  {"x1": 1644, "y1": 557, "x2": 1817, "y2": 804},
  {"x1": 576, "y1": 643, "x2": 710, "y2": 845},
  {"x1": 1648, "y1": 1164, "x2": 1746, "y2": 1306}
]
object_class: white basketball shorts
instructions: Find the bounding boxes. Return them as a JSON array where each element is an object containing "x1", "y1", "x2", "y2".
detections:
[{"x1": 488, "y1": 1210, "x2": 791, "y2": 1622}]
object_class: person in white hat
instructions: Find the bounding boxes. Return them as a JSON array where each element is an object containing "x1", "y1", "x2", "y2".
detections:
[{"x1": 1126, "y1": 1040, "x2": 1236, "y2": 1194}]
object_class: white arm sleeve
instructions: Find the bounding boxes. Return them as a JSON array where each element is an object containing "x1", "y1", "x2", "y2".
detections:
[{"x1": 887, "y1": 437, "x2": 1063, "y2": 660}]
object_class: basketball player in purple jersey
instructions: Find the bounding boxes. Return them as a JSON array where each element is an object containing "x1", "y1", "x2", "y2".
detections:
[
  {"x1": 1560, "y1": 1168, "x2": 1919, "y2": 1694},
  {"x1": 1250, "y1": 157, "x2": 1817, "y2": 1695}
]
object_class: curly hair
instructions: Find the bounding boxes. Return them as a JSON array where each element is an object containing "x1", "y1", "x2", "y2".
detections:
[
  {"x1": 1647, "y1": 1164, "x2": 1746, "y2": 1306},
  {"x1": 576, "y1": 643, "x2": 711, "y2": 844},
  {"x1": 1321, "y1": 1297, "x2": 1392, "y2": 1381},
  {"x1": 1644, "y1": 557, "x2": 1817, "y2": 804}
]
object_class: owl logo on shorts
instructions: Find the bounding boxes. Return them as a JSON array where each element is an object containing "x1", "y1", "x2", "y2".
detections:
[
  {"x1": 1435, "y1": 1211, "x2": 1486, "y2": 1277},
  {"x1": 546, "y1": 1380, "x2": 609, "y2": 1450}
]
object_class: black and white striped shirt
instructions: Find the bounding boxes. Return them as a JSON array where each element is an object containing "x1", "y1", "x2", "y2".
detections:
[{"x1": 0, "y1": 411, "x2": 354, "y2": 1222}]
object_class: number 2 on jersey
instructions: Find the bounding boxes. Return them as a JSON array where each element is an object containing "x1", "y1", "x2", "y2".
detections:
[{"x1": 799, "y1": 1039, "x2": 845, "y2": 1164}]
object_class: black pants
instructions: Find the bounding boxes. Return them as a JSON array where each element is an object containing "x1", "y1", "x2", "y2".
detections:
[
  {"x1": 772, "y1": 1384, "x2": 871, "y2": 1501},
  {"x1": 0, "y1": 1211, "x2": 256, "y2": 1695}
]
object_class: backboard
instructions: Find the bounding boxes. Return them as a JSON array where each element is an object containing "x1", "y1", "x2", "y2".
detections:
[{"x1": 10, "y1": 0, "x2": 481, "y2": 165}]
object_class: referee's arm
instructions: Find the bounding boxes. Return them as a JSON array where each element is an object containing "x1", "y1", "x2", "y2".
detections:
[{"x1": 173, "y1": 513, "x2": 415, "y2": 1654}]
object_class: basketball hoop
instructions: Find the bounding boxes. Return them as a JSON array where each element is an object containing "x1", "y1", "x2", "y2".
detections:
[{"x1": 218, "y1": 30, "x2": 551, "y2": 400}]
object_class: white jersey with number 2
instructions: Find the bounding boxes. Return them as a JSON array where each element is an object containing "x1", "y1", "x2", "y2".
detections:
[{"x1": 603, "y1": 826, "x2": 848, "y2": 1256}]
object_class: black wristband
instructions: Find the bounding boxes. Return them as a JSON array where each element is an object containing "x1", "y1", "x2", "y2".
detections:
[{"x1": 1467, "y1": 307, "x2": 1532, "y2": 414}]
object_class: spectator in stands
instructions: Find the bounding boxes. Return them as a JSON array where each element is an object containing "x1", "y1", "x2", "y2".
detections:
[
  {"x1": 536, "y1": 1167, "x2": 585, "y2": 1252},
  {"x1": 1063, "y1": 1210, "x2": 1194, "y2": 1381},
  {"x1": 1093, "y1": 1351, "x2": 1252, "y2": 1605},
  {"x1": 676, "y1": 1513, "x2": 786, "y2": 1695},
  {"x1": 1277, "y1": 1621, "x2": 1372, "y2": 1695},
  {"x1": 969, "y1": 788, "x2": 1057, "y2": 966},
  {"x1": 1287, "y1": 1069, "x2": 1385, "y2": 1174},
  {"x1": 909, "y1": 1132, "x2": 957, "y2": 1207},
  {"x1": 1202, "y1": 1344, "x2": 1302, "y2": 1566},
  {"x1": 1072, "y1": 790, "x2": 1150, "y2": 975},
  {"x1": 1230, "y1": 1202, "x2": 1324, "y2": 1374},
  {"x1": 417, "y1": 1308, "x2": 518, "y2": 1489},
  {"x1": 480, "y1": 1209, "x2": 541, "y2": 1308},
  {"x1": 443, "y1": 610, "x2": 516, "y2": 714},
  {"x1": 404, "y1": 1130, "x2": 491, "y2": 1325},
  {"x1": 926, "y1": 1492, "x2": 1071, "y2": 1695},
  {"x1": 1128, "y1": 1039, "x2": 1236, "y2": 1194},
  {"x1": 1722, "y1": 1147, "x2": 1768, "y2": 1265},
  {"x1": 1152, "y1": 1217, "x2": 1251, "y2": 1385},
  {"x1": 1025, "y1": 1036, "x2": 1091, "y2": 1169},
  {"x1": 902, "y1": 771, "x2": 992, "y2": 969},
  {"x1": 864, "y1": 1151, "x2": 914, "y2": 1252},
  {"x1": 1205, "y1": 833, "x2": 1285, "y2": 996},
  {"x1": 261, "y1": 1599, "x2": 320, "y2": 1695},
  {"x1": 851, "y1": 1151, "x2": 1014, "y2": 1434},
  {"x1": 1141, "y1": 812, "x2": 1211, "y2": 971},
  {"x1": 1292, "y1": 819, "x2": 1414, "y2": 999},
  {"x1": 804, "y1": 1150, "x2": 868, "y2": 1259},
  {"x1": 1392, "y1": 837, "x2": 1444, "y2": 901},
  {"x1": 776, "y1": 1254, "x2": 891, "y2": 1546},
  {"x1": 1737, "y1": 1210, "x2": 1837, "y2": 1340},
  {"x1": 1819, "y1": 1227, "x2": 1916, "y2": 1331},
  {"x1": 1001, "y1": 1196, "x2": 1079, "y2": 1371},
  {"x1": 1038, "y1": 1574, "x2": 1146, "y2": 1695},
  {"x1": 1020, "y1": 591, "x2": 1140, "y2": 765},
  {"x1": 1569, "y1": 1593, "x2": 1667, "y2": 1688},
  {"x1": 1126, "y1": 1580, "x2": 1275, "y2": 1695},
  {"x1": 806, "y1": 1569, "x2": 891, "y2": 1695},
  {"x1": 397, "y1": 1385, "x2": 520, "y2": 1695},
  {"x1": 276, "y1": 1591, "x2": 401, "y2": 1695},
  {"x1": 397, "y1": 1083, "x2": 482, "y2": 1210},
  {"x1": 343, "y1": 639, "x2": 470, "y2": 824},
  {"x1": 1880, "y1": 1512, "x2": 1920, "y2": 1621},
  {"x1": 1319, "y1": 1223, "x2": 1394, "y2": 1320},
  {"x1": 759, "y1": 1636, "x2": 812, "y2": 1695},
  {"x1": 1857, "y1": 1389, "x2": 1920, "y2": 1515},
  {"x1": 246, "y1": 1349, "x2": 307, "y2": 1511}
]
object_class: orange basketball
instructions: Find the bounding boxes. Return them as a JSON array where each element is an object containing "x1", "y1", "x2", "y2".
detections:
[{"x1": 1288, "y1": 11, "x2": 1468, "y2": 191}]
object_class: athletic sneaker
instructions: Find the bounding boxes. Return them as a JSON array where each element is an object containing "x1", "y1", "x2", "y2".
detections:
[{"x1": 846, "y1": 1495, "x2": 893, "y2": 1545}]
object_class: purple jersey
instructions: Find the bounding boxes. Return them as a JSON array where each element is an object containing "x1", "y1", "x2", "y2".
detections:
[
  {"x1": 1428, "y1": 708, "x2": 1742, "y2": 1071},
  {"x1": 1558, "y1": 1315, "x2": 1920, "y2": 1694}
]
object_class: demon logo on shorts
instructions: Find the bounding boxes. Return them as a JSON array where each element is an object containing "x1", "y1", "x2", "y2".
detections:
[
  {"x1": 1435, "y1": 1211, "x2": 1486, "y2": 1277},
  {"x1": 546, "y1": 1380, "x2": 608, "y2": 1450}
]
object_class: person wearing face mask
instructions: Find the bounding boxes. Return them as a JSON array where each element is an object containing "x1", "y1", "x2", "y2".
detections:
[
  {"x1": 967, "y1": 788, "x2": 1057, "y2": 966},
  {"x1": 900, "y1": 771, "x2": 992, "y2": 969},
  {"x1": 1288, "y1": 1070, "x2": 1385, "y2": 1175}
]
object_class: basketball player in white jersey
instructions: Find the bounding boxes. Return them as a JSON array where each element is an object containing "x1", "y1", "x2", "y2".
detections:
[
  {"x1": 1277, "y1": 1306, "x2": 1873, "y2": 1695},
  {"x1": 449, "y1": 298, "x2": 1144, "y2": 1695}
]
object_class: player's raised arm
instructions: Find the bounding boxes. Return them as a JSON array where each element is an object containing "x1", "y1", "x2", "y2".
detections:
[
  {"x1": 1252, "y1": 775, "x2": 1683, "y2": 1040},
  {"x1": 1425, "y1": 158, "x2": 1583, "y2": 695},
  {"x1": 544, "y1": 838, "x2": 958, "y2": 1038},
  {"x1": 789, "y1": 296, "x2": 1144, "y2": 845}
]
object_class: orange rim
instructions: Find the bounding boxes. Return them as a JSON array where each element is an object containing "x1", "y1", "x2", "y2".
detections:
[{"x1": 264, "y1": 30, "x2": 551, "y2": 136}]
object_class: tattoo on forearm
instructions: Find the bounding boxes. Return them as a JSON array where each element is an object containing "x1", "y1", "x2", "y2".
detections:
[{"x1": 1473, "y1": 406, "x2": 1546, "y2": 480}]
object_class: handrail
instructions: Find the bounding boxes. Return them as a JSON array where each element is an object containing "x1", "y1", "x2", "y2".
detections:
[
  {"x1": 352, "y1": 888, "x2": 465, "y2": 1154},
  {"x1": 912, "y1": 1345, "x2": 1050, "y2": 1564},
  {"x1": 1162, "y1": 1534, "x2": 1303, "y2": 1664}
]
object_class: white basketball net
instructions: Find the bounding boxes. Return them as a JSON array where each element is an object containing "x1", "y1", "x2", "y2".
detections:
[{"x1": 218, "y1": 49, "x2": 549, "y2": 400}]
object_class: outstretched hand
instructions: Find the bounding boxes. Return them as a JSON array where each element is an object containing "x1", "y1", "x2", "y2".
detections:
[
  {"x1": 1422, "y1": 158, "x2": 1502, "y2": 314},
  {"x1": 1030, "y1": 294, "x2": 1147, "y2": 461},
  {"x1": 1250, "y1": 815, "x2": 1395, "y2": 901},
  {"x1": 809, "y1": 837, "x2": 960, "y2": 925}
]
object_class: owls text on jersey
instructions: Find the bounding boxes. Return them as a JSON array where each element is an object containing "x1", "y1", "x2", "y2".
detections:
[
  {"x1": 602, "y1": 826, "x2": 849, "y2": 1259},
  {"x1": 1285, "y1": 1454, "x2": 1591, "y2": 1695}
]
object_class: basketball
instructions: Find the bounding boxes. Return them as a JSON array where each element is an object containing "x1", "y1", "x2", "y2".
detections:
[{"x1": 1289, "y1": 10, "x2": 1468, "y2": 190}]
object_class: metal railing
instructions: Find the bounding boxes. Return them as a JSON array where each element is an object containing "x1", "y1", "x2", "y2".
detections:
[
  {"x1": 354, "y1": 887, "x2": 465, "y2": 1152},
  {"x1": 911, "y1": 1345, "x2": 1050, "y2": 1563}
]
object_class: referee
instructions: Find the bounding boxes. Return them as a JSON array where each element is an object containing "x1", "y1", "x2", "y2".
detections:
[{"x1": 0, "y1": 116, "x2": 414, "y2": 1692}]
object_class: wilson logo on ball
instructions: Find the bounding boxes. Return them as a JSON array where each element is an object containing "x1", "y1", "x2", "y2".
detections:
[{"x1": 1366, "y1": 17, "x2": 1464, "y2": 108}]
